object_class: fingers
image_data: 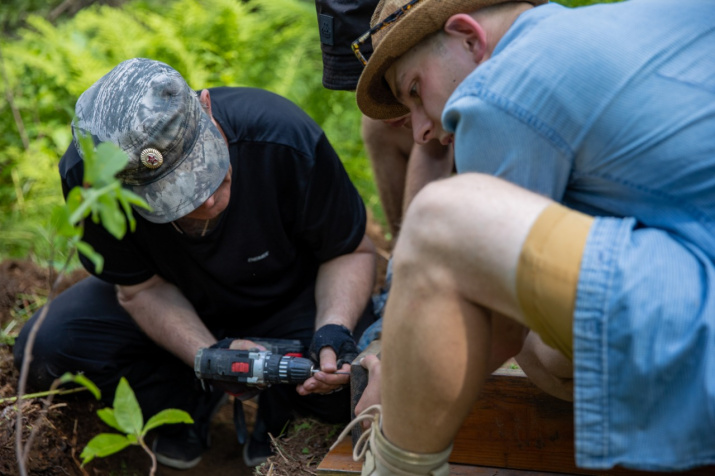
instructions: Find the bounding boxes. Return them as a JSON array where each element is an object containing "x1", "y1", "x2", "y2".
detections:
[
  {"x1": 228, "y1": 339, "x2": 267, "y2": 351},
  {"x1": 319, "y1": 347, "x2": 338, "y2": 373},
  {"x1": 355, "y1": 356, "x2": 381, "y2": 420},
  {"x1": 296, "y1": 359, "x2": 350, "y2": 396},
  {"x1": 360, "y1": 354, "x2": 380, "y2": 372}
]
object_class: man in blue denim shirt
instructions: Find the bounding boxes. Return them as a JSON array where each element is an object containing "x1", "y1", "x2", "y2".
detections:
[{"x1": 340, "y1": 0, "x2": 715, "y2": 474}]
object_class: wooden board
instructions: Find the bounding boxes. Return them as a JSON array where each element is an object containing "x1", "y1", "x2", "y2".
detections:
[
  {"x1": 317, "y1": 437, "x2": 572, "y2": 476},
  {"x1": 322, "y1": 345, "x2": 715, "y2": 476}
]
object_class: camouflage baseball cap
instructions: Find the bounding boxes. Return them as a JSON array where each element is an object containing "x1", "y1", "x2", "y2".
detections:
[{"x1": 72, "y1": 58, "x2": 230, "y2": 224}]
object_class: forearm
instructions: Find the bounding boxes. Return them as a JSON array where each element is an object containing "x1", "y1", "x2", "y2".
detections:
[
  {"x1": 314, "y1": 234, "x2": 376, "y2": 331},
  {"x1": 402, "y1": 140, "x2": 454, "y2": 216},
  {"x1": 117, "y1": 275, "x2": 216, "y2": 367}
]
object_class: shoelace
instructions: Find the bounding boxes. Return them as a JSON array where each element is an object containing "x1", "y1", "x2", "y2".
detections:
[
  {"x1": 330, "y1": 404, "x2": 429, "y2": 476},
  {"x1": 330, "y1": 404, "x2": 382, "y2": 461}
]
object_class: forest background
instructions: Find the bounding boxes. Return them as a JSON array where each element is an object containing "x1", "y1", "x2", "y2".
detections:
[{"x1": 0, "y1": 0, "x2": 620, "y2": 269}]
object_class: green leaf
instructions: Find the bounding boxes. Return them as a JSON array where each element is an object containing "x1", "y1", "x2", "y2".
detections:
[
  {"x1": 58, "y1": 372, "x2": 101, "y2": 400},
  {"x1": 91, "y1": 142, "x2": 129, "y2": 186},
  {"x1": 65, "y1": 187, "x2": 86, "y2": 222},
  {"x1": 113, "y1": 377, "x2": 143, "y2": 436},
  {"x1": 81, "y1": 140, "x2": 129, "y2": 188},
  {"x1": 119, "y1": 188, "x2": 152, "y2": 210},
  {"x1": 76, "y1": 240, "x2": 104, "y2": 274},
  {"x1": 76, "y1": 133, "x2": 97, "y2": 187},
  {"x1": 97, "y1": 193, "x2": 126, "y2": 240},
  {"x1": 80, "y1": 433, "x2": 133, "y2": 465},
  {"x1": 97, "y1": 408, "x2": 124, "y2": 433},
  {"x1": 142, "y1": 409, "x2": 194, "y2": 436},
  {"x1": 50, "y1": 206, "x2": 77, "y2": 239},
  {"x1": 118, "y1": 190, "x2": 151, "y2": 233}
]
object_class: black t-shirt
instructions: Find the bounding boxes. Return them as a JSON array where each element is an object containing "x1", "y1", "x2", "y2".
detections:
[{"x1": 59, "y1": 87, "x2": 366, "y2": 330}]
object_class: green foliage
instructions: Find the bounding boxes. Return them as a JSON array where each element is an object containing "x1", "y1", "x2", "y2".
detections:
[
  {"x1": 59, "y1": 372, "x2": 102, "y2": 400},
  {"x1": 0, "y1": 0, "x2": 378, "y2": 264},
  {"x1": 81, "y1": 377, "x2": 193, "y2": 466},
  {"x1": 51, "y1": 134, "x2": 150, "y2": 273}
]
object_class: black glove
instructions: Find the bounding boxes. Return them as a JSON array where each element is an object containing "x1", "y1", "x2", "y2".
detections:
[{"x1": 309, "y1": 324, "x2": 359, "y2": 369}]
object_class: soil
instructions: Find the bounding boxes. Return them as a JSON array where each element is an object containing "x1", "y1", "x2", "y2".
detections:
[{"x1": 0, "y1": 215, "x2": 391, "y2": 475}]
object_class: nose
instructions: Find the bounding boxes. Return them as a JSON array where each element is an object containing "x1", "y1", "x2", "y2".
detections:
[
  {"x1": 201, "y1": 193, "x2": 216, "y2": 210},
  {"x1": 411, "y1": 110, "x2": 434, "y2": 145}
]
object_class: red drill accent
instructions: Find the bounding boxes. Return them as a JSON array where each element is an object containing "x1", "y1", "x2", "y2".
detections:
[{"x1": 231, "y1": 362, "x2": 250, "y2": 373}]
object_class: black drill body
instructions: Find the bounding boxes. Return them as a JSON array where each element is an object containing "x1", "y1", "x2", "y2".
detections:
[{"x1": 194, "y1": 347, "x2": 315, "y2": 387}]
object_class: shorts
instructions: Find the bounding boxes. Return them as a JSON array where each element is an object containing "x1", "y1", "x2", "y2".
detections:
[
  {"x1": 515, "y1": 204, "x2": 715, "y2": 470},
  {"x1": 516, "y1": 202, "x2": 594, "y2": 360}
]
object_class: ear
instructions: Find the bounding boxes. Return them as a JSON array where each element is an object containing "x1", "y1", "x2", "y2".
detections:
[
  {"x1": 199, "y1": 89, "x2": 213, "y2": 117},
  {"x1": 443, "y1": 14, "x2": 487, "y2": 64}
]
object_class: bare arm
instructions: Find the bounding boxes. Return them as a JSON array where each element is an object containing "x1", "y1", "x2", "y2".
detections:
[
  {"x1": 116, "y1": 275, "x2": 216, "y2": 367},
  {"x1": 298, "y1": 233, "x2": 376, "y2": 395},
  {"x1": 402, "y1": 140, "x2": 454, "y2": 218}
]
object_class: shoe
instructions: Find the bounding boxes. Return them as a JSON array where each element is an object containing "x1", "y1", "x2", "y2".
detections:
[
  {"x1": 153, "y1": 427, "x2": 204, "y2": 469},
  {"x1": 242, "y1": 435, "x2": 274, "y2": 467},
  {"x1": 153, "y1": 391, "x2": 228, "y2": 469},
  {"x1": 331, "y1": 404, "x2": 452, "y2": 476}
]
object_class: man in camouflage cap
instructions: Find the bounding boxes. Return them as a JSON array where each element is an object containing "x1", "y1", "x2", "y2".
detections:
[
  {"x1": 335, "y1": 0, "x2": 715, "y2": 474},
  {"x1": 16, "y1": 58, "x2": 378, "y2": 469}
]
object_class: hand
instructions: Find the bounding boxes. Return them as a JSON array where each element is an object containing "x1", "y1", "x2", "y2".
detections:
[
  {"x1": 355, "y1": 354, "x2": 381, "y2": 427},
  {"x1": 308, "y1": 324, "x2": 358, "y2": 368},
  {"x1": 227, "y1": 338, "x2": 267, "y2": 352},
  {"x1": 297, "y1": 346, "x2": 350, "y2": 395},
  {"x1": 199, "y1": 338, "x2": 268, "y2": 400}
]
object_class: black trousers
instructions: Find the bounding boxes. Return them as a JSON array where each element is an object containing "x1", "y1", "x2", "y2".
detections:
[{"x1": 13, "y1": 276, "x2": 375, "y2": 440}]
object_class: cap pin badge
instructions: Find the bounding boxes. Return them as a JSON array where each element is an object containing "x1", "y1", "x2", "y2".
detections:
[{"x1": 140, "y1": 148, "x2": 163, "y2": 169}]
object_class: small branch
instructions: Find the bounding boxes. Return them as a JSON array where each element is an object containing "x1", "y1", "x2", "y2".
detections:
[
  {"x1": 139, "y1": 438, "x2": 157, "y2": 476},
  {"x1": 0, "y1": 386, "x2": 88, "y2": 404},
  {"x1": 15, "y1": 249, "x2": 76, "y2": 475},
  {"x1": 268, "y1": 433, "x2": 290, "y2": 465}
]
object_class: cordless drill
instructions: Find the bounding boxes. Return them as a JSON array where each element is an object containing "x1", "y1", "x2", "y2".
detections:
[{"x1": 194, "y1": 338, "x2": 317, "y2": 387}]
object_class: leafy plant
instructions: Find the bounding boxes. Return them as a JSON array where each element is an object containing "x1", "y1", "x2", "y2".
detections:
[
  {"x1": 13, "y1": 136, "x2": 151, "y2": 476},
  {"x1": 81, "y1": 377, "x2": 193, "y2": 475}
]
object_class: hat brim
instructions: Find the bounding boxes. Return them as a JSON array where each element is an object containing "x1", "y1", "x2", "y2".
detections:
[
  {"x1": 356, "y1": 0, "x2": 547, "y2": 120},
  {"x1": 128, "y1": 112, "x2": 230, "y2": 224}
]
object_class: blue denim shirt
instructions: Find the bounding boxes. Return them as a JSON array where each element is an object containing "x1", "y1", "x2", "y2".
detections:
[{"x1": 443, "y1": 0, "x2": 715, "y2": 470}]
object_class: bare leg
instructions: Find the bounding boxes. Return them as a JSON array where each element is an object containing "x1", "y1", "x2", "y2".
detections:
[
  {"x1": 380, "y1": 174, "x2": 552, "y2": 453},
  {"x1": 515, "y1": 331, "x2": 574, "y2": 402}
]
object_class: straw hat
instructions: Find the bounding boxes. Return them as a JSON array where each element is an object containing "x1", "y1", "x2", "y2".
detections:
[{"x1": 355, "y1": 0, "x2": 547, "y2": 120}]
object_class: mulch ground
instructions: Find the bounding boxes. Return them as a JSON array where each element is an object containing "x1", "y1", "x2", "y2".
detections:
[{"x1": 0, "y1": 215, "x2": 390, "y2": 475}]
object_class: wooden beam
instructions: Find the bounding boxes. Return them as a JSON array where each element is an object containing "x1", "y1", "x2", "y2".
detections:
[{"x1": 321, "y1": 340, "x2": 714, "y2": 475}]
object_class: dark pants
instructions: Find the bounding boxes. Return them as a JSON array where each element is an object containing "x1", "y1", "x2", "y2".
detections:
[{"x1": 13, "y1": 276, "x2": 375, "y2": 441}]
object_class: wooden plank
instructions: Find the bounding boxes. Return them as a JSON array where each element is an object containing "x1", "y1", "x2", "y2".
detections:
[
  {"x1": 453, "y1": 370, "x2": 713, "y2": 476},
  {"x1": 327, "y1": 355, "x2": 714, "y2": 476},
  {"x1": 317, "y1": 437, "x2": 570, "y2": 476}
]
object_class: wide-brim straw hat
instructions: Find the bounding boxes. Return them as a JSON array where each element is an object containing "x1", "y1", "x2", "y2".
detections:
[{"x1": 356, "y1": 0, "x2": 547, "y2": 120}]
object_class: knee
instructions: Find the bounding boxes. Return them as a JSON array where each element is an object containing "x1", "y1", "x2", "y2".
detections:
[{"x1": 396, "y1": 178, "x2": 466, "y2": 258}]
